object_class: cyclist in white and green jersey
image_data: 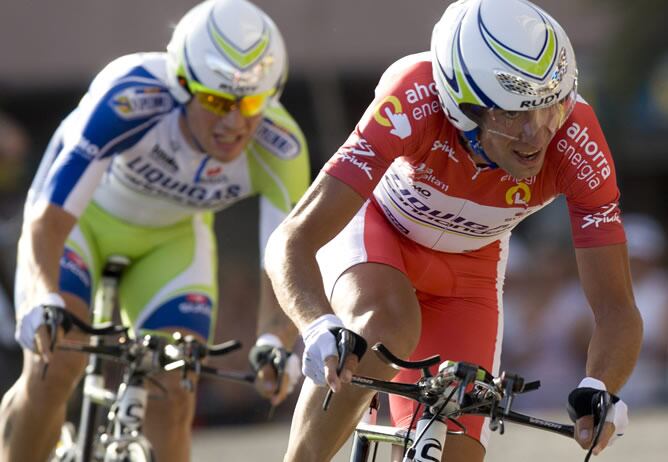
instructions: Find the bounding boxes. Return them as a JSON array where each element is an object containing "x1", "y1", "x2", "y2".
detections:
[{"x1": 0, "y1": 1, "x2": 310, "y2": 461}]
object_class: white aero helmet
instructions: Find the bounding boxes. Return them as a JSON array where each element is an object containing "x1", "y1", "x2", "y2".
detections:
[
  {"x1": 166, "y1": 0, "x2": 287, "y2": 105},
  {"x1": 431, "y1": 0, "x2": 578, "y2": 133}
]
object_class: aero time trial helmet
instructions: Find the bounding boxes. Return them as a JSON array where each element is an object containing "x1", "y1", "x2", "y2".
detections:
[
  {"x1": 431, "y1": 0, "x2": 578, "y2": 134},
  {"x1": 166, "y1": 0, "x2": 287, "y2": 111}
]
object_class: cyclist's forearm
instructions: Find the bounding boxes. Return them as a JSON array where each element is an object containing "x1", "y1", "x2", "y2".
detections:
[
  {"x1": 19, "y1": 204, "x2": 76, "y2": 305},
  {"x1": 585, "y1": 306, "x2": 643, "y2": 393},
  {"x1": 265, "y1": 229, "x2": 333, "y2": 333},
  {"x1": 256, "y1": 270, "x2": 300, "y2": 347}
]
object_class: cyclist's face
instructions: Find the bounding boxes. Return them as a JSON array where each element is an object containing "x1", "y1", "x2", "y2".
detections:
[
  {"x1": 478, "y1": 104, "x2": 565, "y2": 179},
  {"x1": 182, "y1": 96, "x2": 263, "y2": 163}
]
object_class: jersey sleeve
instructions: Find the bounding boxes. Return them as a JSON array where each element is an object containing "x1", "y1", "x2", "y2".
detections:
[
  {"x1": 249, "y1": 103, "x2": 311, "y2": 263},
  {"x1": 36, "y1": 55, "x2": 175, "y2": 217},
  {"x1": 323, "y1": 57, "x2": 438, "y2": 198},
  {"x1": 555, "y1": 101, "x2": 626, "y2": 247},
  {"x1": 249, "y1": 102, "x2": 310, "y2": 215}
]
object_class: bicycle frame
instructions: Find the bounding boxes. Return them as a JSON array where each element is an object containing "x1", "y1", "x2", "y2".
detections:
[
  {"x1": 48, "y1": 256, "x2": 254, "y2": 462},
  {"x1": 76, "y1": 255, "x2": 130, "y2": 462}
]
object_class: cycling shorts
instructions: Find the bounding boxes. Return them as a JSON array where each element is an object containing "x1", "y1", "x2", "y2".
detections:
[
  {"x1": 16, "y1": 201, "x2": 218, "y2": 341},
  {"x1": 317, "y1": 200, "x2": 507, "y2": 448}
]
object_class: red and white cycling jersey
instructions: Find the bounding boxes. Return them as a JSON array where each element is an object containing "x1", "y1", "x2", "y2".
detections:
[{"x1": 324, "y1": 52, "x2": 626, "y2": 253}]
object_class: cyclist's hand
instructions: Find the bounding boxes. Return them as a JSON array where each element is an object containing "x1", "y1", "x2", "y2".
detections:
[
  {"x1": 568, "y1": 377, "x2": 628, "y2": 455},
  {"x1": 323, "y1": 349, "x2": 359, "y2": 392},
  {"x1": 574, "y1": 416, "x2": 615, "y2": 455},
  {"x1": 324, "y1": 326, "x2": 367, "y2": 393},
  {"x1": 249, "y1": 334, "x2": 301, "y2": 406},
  {"x1": 14, "y1": 293, "x2": 66, "y2": 362},
  {"x1": 301, "y1": 314, "x2": 345, "y2": 389}
]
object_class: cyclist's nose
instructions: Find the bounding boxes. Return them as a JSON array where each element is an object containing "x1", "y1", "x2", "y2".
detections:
[
  {"x1": 518, "y1": 111, "x2": 555, "y2": 146},
  {"x1": 215, "y1": 108, "x2": 246, "y2": 132}
]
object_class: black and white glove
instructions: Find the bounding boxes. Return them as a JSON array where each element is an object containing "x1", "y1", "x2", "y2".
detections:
[
  {"x1": 567, "y1": 377, "x2": 628, "y2": 446},
  {"x1": 301, "y1": 314, "x2": 367, "y2": 386},
  {"x1": 249, "y1": 333, "x2": 301, "y2": 395},
  {"x1": 300, "y1": 314, "x2": 345, "y2": 385},
  {"x1": 14, "y1": 293, "x2": 66, "y2": 352}
]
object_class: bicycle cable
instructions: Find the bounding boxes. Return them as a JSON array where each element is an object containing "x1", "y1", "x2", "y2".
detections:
[
  {"x1": 403, "y1": 385, "x2": 458, "y2": 460},
  {"x1": 402, "y1": 404, "x2": 421, "y2": 459}
]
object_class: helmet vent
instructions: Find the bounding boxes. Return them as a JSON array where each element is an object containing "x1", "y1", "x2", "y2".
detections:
[{"x1": 495, "y1": 47, "x2": 568, "y2": 97}]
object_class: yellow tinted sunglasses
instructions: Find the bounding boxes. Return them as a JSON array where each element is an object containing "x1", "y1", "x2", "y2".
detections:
[{"x1": 189, "y1": 81, "x2": 275, "y2": 118}]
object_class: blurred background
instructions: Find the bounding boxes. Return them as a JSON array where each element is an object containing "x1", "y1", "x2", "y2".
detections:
[{"x1": 1, "y1": 0, "x2": 666, "y2": 459}]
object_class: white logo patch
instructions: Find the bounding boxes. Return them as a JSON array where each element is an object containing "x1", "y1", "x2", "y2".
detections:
[
  {"x1": 109, "y1": 87, "x2": 173, "y2": 120},
  {"x1": 255, "y1": 119, "x2": 300, "y2": 159}
]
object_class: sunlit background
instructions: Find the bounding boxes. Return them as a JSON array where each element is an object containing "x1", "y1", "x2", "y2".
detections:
[{"x1": 1, "y1": 1, "x2": 666, "y2": 460}]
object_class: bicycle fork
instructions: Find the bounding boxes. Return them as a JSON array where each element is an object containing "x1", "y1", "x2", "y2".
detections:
[{"x1": 402, "y1": 409, "x2": 447, "y2": 462}]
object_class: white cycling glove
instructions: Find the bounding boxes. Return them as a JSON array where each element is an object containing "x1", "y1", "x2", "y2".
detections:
[
  {"x1": 252, "y1": 333, "x2": 302, "y2": 394},
  {"x1": 14, "y1": 292, "x2": 65, "y2": 352},
  {"x1": 569, "y1": 377, "x2": 628, "y2": 446},
  {"x1": 301, "y1": 314, "x2": 344, "y2": 386}
]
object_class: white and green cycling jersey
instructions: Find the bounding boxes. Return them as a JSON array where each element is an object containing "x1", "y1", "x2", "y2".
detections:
[{"x1": 18, "y1": 52, "x2": 310, "y2": 340}]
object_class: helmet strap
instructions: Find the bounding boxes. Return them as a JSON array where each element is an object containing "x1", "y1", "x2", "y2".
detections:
[
  {"x1": 178, "y1": 76, "x2": 193, "y2": 98},
  {"x1": 462, "y1": 129, "x2": 498, "y2": 169}
]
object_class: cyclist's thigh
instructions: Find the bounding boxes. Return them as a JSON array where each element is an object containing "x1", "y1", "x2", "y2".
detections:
[
  {"x1": 318, "y1": 201, "x2": 421, "y2": 351},
  {"x1": 389, "y1": 240, "x2": 508, "y2": 450},
  {"x1": 120, "y1": 213, "x2": 218, "y2": 342}
]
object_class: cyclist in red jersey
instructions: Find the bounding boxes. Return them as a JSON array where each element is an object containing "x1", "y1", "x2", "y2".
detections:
[{"x1": 265, "y1": 0, "x2": 642, "y2": 461}]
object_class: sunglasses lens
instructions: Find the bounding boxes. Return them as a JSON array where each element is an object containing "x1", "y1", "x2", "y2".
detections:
[
  {"x1": 195, "y1": 91, "x2": 272, "y2": 117},
  {"x1": 239, "y1": 93, "x2": 271, "y2": 117},
  {"x1": 195, "y1": 92, "x2": 237, "y2": 116}
]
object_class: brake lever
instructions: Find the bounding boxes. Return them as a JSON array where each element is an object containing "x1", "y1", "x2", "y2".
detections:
[
  {"x1": 323, "y1": 330, "x2": 356, "y2": 411},
  {"x1": 267, "y1": 348, "x2": 288, "y2": 420},
  {"x1": 41, "y1": 306, "x2": 65, "y2": 379},
  {"x1": 584, "y1": 391, "x2": 611, "y2": 462}
]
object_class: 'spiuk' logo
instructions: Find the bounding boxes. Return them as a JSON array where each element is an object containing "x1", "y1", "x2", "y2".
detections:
[
  {"x1": 505, "y1": 182, "x2": 531, "y2": 206},
  {"x1": 373, "y1": 96, "x2": 412, "y2": 139}
]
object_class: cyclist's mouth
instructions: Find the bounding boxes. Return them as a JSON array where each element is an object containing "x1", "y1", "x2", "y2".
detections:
[
  {"x1": 213, "y1": 133, "x2": 243, "y2": 147},
  {"x1": 512, "y1": 149, "x2": 541, "y2": 165}
]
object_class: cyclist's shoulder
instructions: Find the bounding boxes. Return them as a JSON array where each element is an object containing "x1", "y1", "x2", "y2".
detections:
[
  {"x1": 545, "y1": 94, "x2": 616, "y2": 194},
  {"x1": 250, "y1": 101, "x2": 308, "y2": 164},
  {"x1": 376, "y1": 52, "x2": 436, "y2": 94},
  {"x1": 85, "y1": 52, "x2": 177, "y2": 121}
]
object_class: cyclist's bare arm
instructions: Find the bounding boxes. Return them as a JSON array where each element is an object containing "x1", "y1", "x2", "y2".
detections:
[
  {"x1": 573, "y1": 243, "x2": 642, "y2": 452},
  {"x1": 265, "y1": 172, "x2": 366, "y2": 389},
  {"x1": 575, "y1": 243, "x2": 642, "y2": 391},
  {"x1": 266, "y1": 172, "x2": 365, "y2": 331},
  {"x1": 20, "y1": 202, "x2": 75, "y2": 296},
  {"x1": 256, "y1": 269, "x2": 299, "y2": 348},
  {"x1": 253, "y1": 270, "x2": 301, "y2": 403},
  {"x1": 18, "y1": 202, "x2": 77, "y2": 358}
]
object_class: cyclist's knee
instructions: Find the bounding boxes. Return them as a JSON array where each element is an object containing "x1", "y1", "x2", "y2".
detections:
[
  {"x1": 357, "y1": 307, "x2": 421, "y2": 359},
  {"x1": 147, "y1": 372, "x2": 197, "y2": 426},
  {"x1": 333, "y1": 265, "x2": 421, "y2": 359},
  {"x1": 24, "y1": 349, "x2": 87, "y2": 399}
]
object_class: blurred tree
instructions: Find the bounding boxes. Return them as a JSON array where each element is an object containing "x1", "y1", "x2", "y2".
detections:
[{"x1": 594, "y1": 0, "x2": 668, "y2": 133}]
